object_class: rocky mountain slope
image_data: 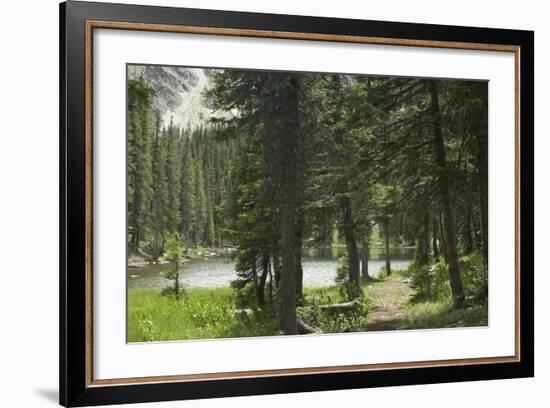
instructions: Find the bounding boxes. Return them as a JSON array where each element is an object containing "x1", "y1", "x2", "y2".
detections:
[{"x1": 128, "y1": 65, "x2": 213, "y2": 129}]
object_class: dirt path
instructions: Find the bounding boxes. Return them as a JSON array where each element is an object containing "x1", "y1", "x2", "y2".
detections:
[{"x1": 363, "y1": 278, "x2": 413, "y2": 331}]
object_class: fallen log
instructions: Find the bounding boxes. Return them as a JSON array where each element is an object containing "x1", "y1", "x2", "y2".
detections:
[
  {"x1": 318, "y1": 299, "x2": 361, "y2": 311},
  {"x1": 297, "y1": 318, "x2": 319, "y2": 334}
]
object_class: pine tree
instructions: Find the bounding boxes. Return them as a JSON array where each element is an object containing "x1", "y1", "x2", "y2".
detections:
[
  {"x1": 150, "y1": 110, "x2": 165, "y2": 259},
  {"x1": 163, "y1": 119, "x2": 182, "y2": 233},
  {"x1": 127, "y1": 76, "x2": 154, "y2": 254},
  {"x1": 206, "y1": 70, "x2": 306, "y2": 334},
  {"x1": 179, "y1": 132, "x2": 196, "y2": 246}
]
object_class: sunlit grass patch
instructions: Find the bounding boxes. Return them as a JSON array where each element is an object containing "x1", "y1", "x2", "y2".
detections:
[
  {"x1": 402, "y1": 299, "x2": 488, "y2": 329},
  {"x1": 128, "y1": 287, "x2": 279, "y2": 342}
]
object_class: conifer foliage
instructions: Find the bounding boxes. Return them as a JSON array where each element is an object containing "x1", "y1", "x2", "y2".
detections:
[
  {"x1": 127, "y1": 77, "x2": 234, "y2": 259},
  {"x1": 127, "y1": 68, "x2": 489, "y2": 335}
]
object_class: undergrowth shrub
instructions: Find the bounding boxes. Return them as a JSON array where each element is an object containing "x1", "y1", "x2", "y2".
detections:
[
  {"x1": 135, "y1": 311, "x2": 157, "y2": 342},
  {"x1": 160, "y1": 285, "x2": 186, "y2": 299},
  {"x1": 410, "y1": 251, "x2": 488, "y2": 306},
  {"x1": 298, "y1": 296, "x2": 373, "y2": 333},
  {"x1": 231, "y1": 281, "x2": 260, "y2": 309},
  {"x1": 335, "y1": 255, "x2": 349, "y2": 284},
  {"x1": 460, "y1": 251, "x2": 488, "y2": 304},
  {"x1": 409, "y1": 258, "x2": 451, "y2": 302},
  {"x1": 335, "y1": 255, "x2": 362, "y2": 301}
]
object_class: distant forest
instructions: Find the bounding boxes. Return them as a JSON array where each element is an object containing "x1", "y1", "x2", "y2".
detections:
[{"x1": 128, "y1": 68, "x2": 488, "y2": 335}]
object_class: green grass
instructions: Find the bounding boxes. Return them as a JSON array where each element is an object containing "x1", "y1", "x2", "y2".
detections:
[
  {"x1": 303, "y1": 285, "x2": 344, "y2": 305},
  {"x1": 401, "y1": 299, "x2": 488, "y2": 329},
  {"x1": 303, "y1": 278, "x2": 382, "y2": 306},
  {"x1": 128, "y1": 287, "x2": 280, "y2": 342},
  {"x1": 373, "y1": 271, "x2": 488, "y2": 330},
  {"x1": 128, "y1": 276, "x2": 487, "y2": 342}
]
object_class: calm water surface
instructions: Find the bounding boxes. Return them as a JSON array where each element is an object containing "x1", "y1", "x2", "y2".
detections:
[{"x1": 128, "y1": 247, "x2": 414, "y2": 289}]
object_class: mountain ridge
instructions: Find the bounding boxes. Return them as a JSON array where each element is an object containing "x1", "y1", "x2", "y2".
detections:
[{"x1": 128, "y1": 65, "x2": 213, "y2": 129}]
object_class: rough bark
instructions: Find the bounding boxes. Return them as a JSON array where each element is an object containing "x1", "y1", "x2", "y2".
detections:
[
  {"x1": 130, "y1": 228, "x2": 141, "y2": 254},
  {"x1": 295, "y1": 207, "x2": 304, "y2": 305},
  {"x1": 361, "y1": 238, "x2": 373, "y2": 280},
  {"x1": 429, "y1": 80, "x2": 464, "y2": 308},
  {"x1": 340, "y1": 195, "x2": 362, "y2": 295},
  {"x1": 257, "y1": 254, "x2": 270, "y2": 306},
  {"x1": 416, "y1": 211, "x2": 430, "y2": 265},
  {"x1": 294, "y1": 102, "x2": 306, "y2": 306},
  {"x1": 438, "y1": 210, "x2": 448, "y2": 261},
  {"x1": 277, "y1": 76, "x2": 300, "y2": 335},
  {"x1": 268, "y1": 262, "x2": 274, "y2": 303},
  {"x1": 272, "y1": 246, "x2": 281, "y2": 287},
  {"x1": 279, "y1": 159, "x2": 298, "y2": 333},
  {"x1": 432, "y1": 217, "x2": 439, "y2": 259}
]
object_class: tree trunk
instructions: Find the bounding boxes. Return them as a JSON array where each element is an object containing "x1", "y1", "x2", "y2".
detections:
[
  {"x1": 416, "y1": 211, "x2": 430, "y2": 265},
  {"x1": 272, "y1": 247, "x2": 281, "y2": 288},
  {"x1": 131, "y1": 227, "x2": 141, "y2": 254},
  {"x1": 463, "y1": 204, "x2": 474, "y2": 254},
  {"x1": 383, "y1": 217, "x2": 391, "y2": 276},
  {"x1": 361, "y1": 238, "x2": 373, "y2": 280},
  {"x1": 438, "y1": 210, "x2": 448, "y2": 261},
  {"x1": 257, "y1": 253, "x2": 269, "y2": 306},
  {"x1": 268, "y1": 259, "x2": 274, "y2": 303},
  {"x1": 279, "y1": 157, "x2": 298, "y2": 333},
  {"x1": 294, "y1": 97, "x2": 306, "y2": 306},
  {"x1": 432, "y1": 217, "x2": 439, "y2": 259},
  {"x1": 477, "y1": 126, "x2": 489, "y2": 265},
  {"x1": 295, "y1": 207, "x2": 304, "y2": 305},
  {"x1": 252, "y1": 254, "x2": 258, "y2": 288},
  {"x1": 277, "y1": 76, "x2": 300, "y2": 335},
  {"x1": 340, "y1": 195, "x2": 361, "y2": 295},
  {"x1": 429, "y1": 80, "x2": 464, "y2": 308}
]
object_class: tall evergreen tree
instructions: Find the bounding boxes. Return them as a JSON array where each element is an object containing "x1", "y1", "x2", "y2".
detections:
[
  {"x1": 206, "y1": 70, "x2": 306, "y2": 334},
  {"x1": 163, "y1": 119, "x2": 182, "y2": 234},
  {"x1": 127, "y1": 77, "x2": 154, "y2": 253}
]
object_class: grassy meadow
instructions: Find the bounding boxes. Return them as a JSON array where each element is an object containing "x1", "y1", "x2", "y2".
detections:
[{"x1": 128, "y1": 270, "x2": 487, "y2": 342}]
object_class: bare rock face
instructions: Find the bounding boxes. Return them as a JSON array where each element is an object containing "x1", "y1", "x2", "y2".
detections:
[{"x1": 128, "y1": 65, "x2": 212, "y2": 129}]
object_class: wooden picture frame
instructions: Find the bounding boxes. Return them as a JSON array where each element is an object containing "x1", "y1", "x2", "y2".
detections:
[{"x1": 60, "y1": 1, "x2": 534, "y2": 406}]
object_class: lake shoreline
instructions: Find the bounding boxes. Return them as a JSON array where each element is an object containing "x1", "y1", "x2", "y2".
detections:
[
  {"x1": 128, "y1": 247, "x2": 235, "y2": 268},
  {"x1": 127, "y1": 248, "x2": 414, "y2": 290},
  {"x1": 128, "y1": 245, "x2": 417, "y2": 269}
]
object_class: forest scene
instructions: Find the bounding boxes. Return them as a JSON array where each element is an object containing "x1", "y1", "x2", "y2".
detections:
[{"x1": 126, "y1": 64, "x2": 489, "y2": 342}]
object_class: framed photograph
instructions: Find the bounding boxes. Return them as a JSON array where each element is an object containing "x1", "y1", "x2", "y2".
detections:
[{"x1": 60, "y1": 1, "x2": 534, "y2": 406}]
